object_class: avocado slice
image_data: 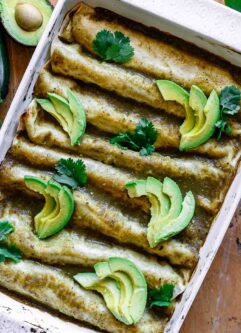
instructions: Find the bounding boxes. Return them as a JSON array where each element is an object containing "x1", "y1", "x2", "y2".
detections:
[
  {"x1": 67, "y1": 88, "x2": 87, "y2": 145},
  {"x1": 24, "y1": 176, "x2": 55, "y2": 232},
  {"x1": 42, "y1": 181, "x2": 62, "y2": 223},
  {"x1": 156, "y1": 80, "x2": 195, "y2": 135},
  {"x1": 95, "y1": 257, "x2": 147, "y2": 324},
  {"x1": 24, "y1": 177, "x2": 74, "y2": 239},
  {"x1": 47, "y1": 93, "x2": 73, "y2": 131},
  {"x1": 74, "y1": 273, "x2": 123, "y2": 323},
  {"x1": 153, "y1": 191, "x2": 195, "y2": 243},
  {"x1": 126, "y1": 177, "x2": 195, "y2": 247},
  {"x1": 36, "y1": 89, "x2": 86, "y2": 146},
  {"x1": 180, "y1": 90, "x2": 220, "y2": 150},
  {"x1": 95, "y1": 262, "x2": 133, "y2": 325},
  {"x1": 0, "y1": 0, "x2": 53, "y2": 46},
  {"x1": 39, "y1": 182, "x2": 74, "y2": 239},
  {"x1": 125, "y1": 180, "x2": 146, "y2": 198},
  {"x1": 147, "y1": 177, "x2": 183, "y2": 247},
  {"x1": 36, "y1": 98, "x2": 69, "y2": 134},
  {"x1": 146, "y1": 177, "x2": 170, "y2": 216},
  {"x1": 189, "y1": 85, "x2": 207, "y2": 134},
  {"x1": 126, "y1": 177, "x2": 170, "y2": 218}
]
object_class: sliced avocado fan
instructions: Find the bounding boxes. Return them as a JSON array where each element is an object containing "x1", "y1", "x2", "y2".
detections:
[
  {"x1": 156, "y1": 80, "x2": 195, "y2": 135},
  {"x1": 180, "y1": 90, "x2": 220, "y2": 150},
  {"x1": 0, "y1": 0, "x2": 53, "y2": 46},
  {"x1": 156, "y1": 80, "x2": 221, "y2": 150},
  {"x1": 24, "y1": 176, "x2": 74, "y2": 239},
  {"x1": 36, "y1": 88, "x2": 86, "y2": 146},
  {"x1": 74, "y1": 257, "x2": 147, "y2": 325},
  {"x1": 126, "y1": 177, "x2": 195, "y2": 247}
]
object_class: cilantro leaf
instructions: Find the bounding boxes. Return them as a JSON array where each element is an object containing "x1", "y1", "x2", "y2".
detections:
[
  {"x1": 53, "y1": 158, "x2": 87, "y2": 190},
  {"x1": 220, "y1": 85, "x2": 240, "y2": 115},
  {"x1": 215, "y1": 85, "x2": 240, "y2": 140},
  {"x1": 110, "y1": 118, "x2": 158, "y2": 156},
  {"x1": 0, "y1": 221, "x2": 14, "y2": 241},
  {"x1": 93, "y1": 30, "x2": 134, "y2": 63},
  {"x1": 148, "y1": 284, "x2": 175, "y2": 309},
  {"x1": 0, "y1": 244, "x2": 22, "y2": 263},
  {"x1": 225, "y1": 0, "x2": 241, "y2": 12}
]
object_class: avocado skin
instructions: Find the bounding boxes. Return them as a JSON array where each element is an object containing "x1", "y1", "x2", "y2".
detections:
[
  {"x1": 0, "y1": 0, "x2": 53, "y2": 46},
  {"x1": 24, "y1": 176, "x2": 74, "y2": 239},
  {"x1": 0, "y1": 28, "x2": 9, "y2": 103}
]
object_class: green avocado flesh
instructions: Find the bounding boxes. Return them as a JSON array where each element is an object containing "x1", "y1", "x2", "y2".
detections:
[
  {"x1": 189, "y1": 85, "x2": 207, "y2": 134},
  {"x1": 126, "y1": 177, "x2": 195, "y2": 247},
  {"x1": 155, "y1": 191, "x2": 195, "y2": 242},
  {"x1": 24, "y1": 176, "x2": 74, "y2": 239},
  {"x1": 24, "y1": 176, "x2": 55, "y2": 231},
  {"x1": 180, "y1": 90, "x2": 220, "y2": 150},
  {"x1": 35, "y1": 98, "x2": 69, "y2": 133},
  {"x1": 0, "y1": 0, "x2": 53, "y2": 46},
  {"x1": 67, "y1": 88, "x2": 87, "y2": 145},
  {"x1": 156, "y1": 80, "x2": 195, "y2": 135},
  {"x1": 156, "y1": 80, "x2": 221, "y2": 150},
  {"x1": 74, "y1": 273, "x2": 123, "y2": 323},
  {"x1": 74, "y1": 257, "x2": 147, "y2": 325},
  {"x1": 36, "y1": 89, "x2": 86, "y2": 146},
  {"x1": 47, "y1": 93, "x2": 73, "y2": 131}
]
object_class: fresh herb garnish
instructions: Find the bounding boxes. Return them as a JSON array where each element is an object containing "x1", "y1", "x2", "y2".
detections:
[
  {"x1": 0, "y1": 244, "x2": 22, "y2": 263},
  {"x1": 0, "y1": 221, "x2": 14, "y2": 241},
  {"x1": 0, "y1": 221, "x2": 22, "y2": 263},
  {"x1": 215, "y1": 85, "x2": 240, "y2": 140},
  {"x1": 148, "y1": 284, "x2": 175, "y2": 308},
  {"x1": 53, "y1": 158, "x2": 87, "y2": 190},
  {"x1": 93, "y1": 29, "x2": 134, "y2": 63},
  {"x1": 110, "y1": 118, "x2": 158, "y2": 156},
  {"x1": 225, "y1": 0, "x2": 241, "y2": 12}
]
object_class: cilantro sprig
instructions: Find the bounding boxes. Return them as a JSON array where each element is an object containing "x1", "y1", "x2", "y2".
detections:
[
  {"x1": 0, "y1": 221, "x2": 14, "y2": 241},
  {"x1": 0, "y1": 244, "x2": 22, "y2": 263},
  {"x1": 110, "y1": 118, "x2": 158, "y2": 156},
  {"x1": 215, "y1": 85, "x2": 241, "y2": 140},
  {"x1": 148, "y1": 284, "x2": 175, "y2": 308},
  {"x1": 53, "y1": 158, "x2": 87, "y2": 190},
  {"x1": 0, "y1": 221, "x2": 22, "y2": 263},
  {"x1": 93, "y1": 30, "x2": 134, "y2": 63}
]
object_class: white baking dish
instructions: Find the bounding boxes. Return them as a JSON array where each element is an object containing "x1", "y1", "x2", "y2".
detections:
[{"x1": 1, "y1": 0, "x2": 241, "y2": 332}]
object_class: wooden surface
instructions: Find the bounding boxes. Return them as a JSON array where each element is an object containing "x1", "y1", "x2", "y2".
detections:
[{"x1": 0, "y1": 1, "x2": 240, "y2": 333}]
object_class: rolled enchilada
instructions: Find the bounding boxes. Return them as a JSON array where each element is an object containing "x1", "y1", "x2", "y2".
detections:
[{"x1": 0, "y1": 3, "x2": 240, "y2": 333}]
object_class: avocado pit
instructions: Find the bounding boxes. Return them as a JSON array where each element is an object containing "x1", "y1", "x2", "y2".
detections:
[{"x1": 15, "y1": 3, "x2": 43, "y2": 32}]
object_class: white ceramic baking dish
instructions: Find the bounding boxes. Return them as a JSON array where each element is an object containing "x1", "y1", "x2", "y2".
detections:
[{"x1": 1, "y1": 0, "x2": 241, "y2": 332}]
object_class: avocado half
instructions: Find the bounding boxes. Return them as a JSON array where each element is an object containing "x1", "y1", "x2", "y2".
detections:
[{"x1": 0, "y1": 0, "x2": 53, "y2": 46}]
